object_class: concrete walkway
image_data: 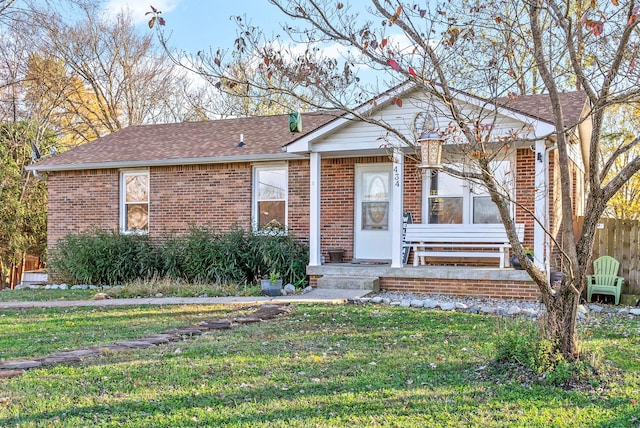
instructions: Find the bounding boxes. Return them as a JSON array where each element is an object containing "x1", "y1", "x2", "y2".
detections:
[{"x1": 0, "y1": 288, "x2": 372, "y2": 309}]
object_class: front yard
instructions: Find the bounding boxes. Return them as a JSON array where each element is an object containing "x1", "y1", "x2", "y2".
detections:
[{"x1": 0, "y1": 302, "x2": 638, "y2": 427}]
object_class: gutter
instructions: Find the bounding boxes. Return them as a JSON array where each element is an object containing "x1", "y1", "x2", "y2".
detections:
[{"x1": 24, "y1": 153, "x2": 309, "y2": 173}]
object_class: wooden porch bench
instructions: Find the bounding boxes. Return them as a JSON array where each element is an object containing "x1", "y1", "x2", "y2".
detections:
[{"x1": 403, "y1": 224, "x2": 525, "y2": 268}]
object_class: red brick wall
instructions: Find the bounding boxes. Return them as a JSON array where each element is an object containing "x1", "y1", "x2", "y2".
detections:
[
  {"x1": 320, "y1": 157, "x2": 356, "y2": 261},
  {"x1": 548, "y1": 151, "x2": 585, "y2": 271},
  {"x1": 47, "y1": 169, "x2": 120, "y2": 247},
  {"x1": 403, "y1": 158, "x2": 423, "y2": 223},
  {"x1": 288, "y1": 159, "x2": 310, "y2": 245},
  {"x1": 47, "y1": 162, "x2": 311, "y2": 248},
  {"x1": 308, "y1": 275, "x2": 540, "y2": 301},
  {"x1": 150, "y1": 163, "x2": 252, "y2": 238},
  {"x1": 379, "y1": 277, "x2": 540, "y2": 300},
  {"x1": 515, "y1": 148, "x2": 535, "y2": 248},
  {"x1": 47, "y1": 153, "x2": 531, "y2": 265}
]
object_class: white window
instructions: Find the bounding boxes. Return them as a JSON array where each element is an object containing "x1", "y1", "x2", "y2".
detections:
[
  {"x1": 253, "y1": 164, "x2": 287, "y2": 231},
  {"x1": 120, "y1": 170, "x2": 149, "y2": 234},
  {"x1": 426, "y1": 169, "x2": 464, "y2": 224},
  {"x1": 424, "y1": 161, "x2": 513, "y2": 224}
]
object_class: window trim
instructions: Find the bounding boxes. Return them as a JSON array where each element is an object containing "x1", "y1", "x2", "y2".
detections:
[
  {"x1": 424, "y1": 166, "x2": 465, "y2": 224},
  {"x1": 119, "y1": 169, "x2": 150, "y2": 235},
  {"x1": 252, "y1": 163, "x2": 288, "y2": 233},
  {"x1": 422, "y1": 159, "x2": 514, "y2": 225}
]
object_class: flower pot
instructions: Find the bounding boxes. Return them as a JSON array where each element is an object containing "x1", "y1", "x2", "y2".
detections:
[
  {"x1": 261, "y1": 279, "x2": 282, "y2": 296},
  {"x1": 328, "y1": 248, "x2": 344, "y2": 263},
  {"x1": 511, "y1": 254, "x2": 533, "y2": 270},
  {"x1": 550, "y1": 271, "x2": 563, "y2": 285}
]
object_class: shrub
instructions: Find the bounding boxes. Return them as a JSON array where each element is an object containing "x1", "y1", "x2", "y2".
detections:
[
  {"x1": 48, "y1": 229, "x2": 156, "y2": 285},
  {"x1": 48, "y1": 227, "x2": 309, "y2": 288},
  {"x1": 494, "y1": 318, "x2": 539, "y2": 368},
  {"x1": 247, "y1": 230, "x2": 309, "y2": 286},
  {"x1": 494, "y1": 318, "x2": 600, "y2": 386}
]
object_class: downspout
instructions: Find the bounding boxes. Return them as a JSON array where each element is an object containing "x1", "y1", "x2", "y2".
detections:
[{"x1": 32, "y1": 170, "x2": 48, "y2": 181}]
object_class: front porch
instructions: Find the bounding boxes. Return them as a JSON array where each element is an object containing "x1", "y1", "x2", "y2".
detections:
[{"x1": 308, "y1": 263, "x2": 540, "y2": 301}]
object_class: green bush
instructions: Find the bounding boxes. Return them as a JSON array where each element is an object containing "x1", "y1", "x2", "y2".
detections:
[
  {"x1": 247, "y1": 230, "x2": 309, "y2": 286},
  {"x1": 494, "y1": 319, "x2": 539, "y2": 368},
  {"x1": 157, "y1": 226, "x2": 251, "y2": 284},
  {"x1": 48, "y1": 226, "x2": 309, "y2": 288},
  {"x1": 48, "y1": 229, "x2": 156, "y2": 285},
  {"x1": 493, "y1": 318, "x2": 599, "y2": 386}
]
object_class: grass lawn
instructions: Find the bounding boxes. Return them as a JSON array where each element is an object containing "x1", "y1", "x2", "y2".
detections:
[
  {"x1": 0, "y1": 280, "x2": 263, "y2": 302},
  {"x1": 0, "y1": 303, "x2": 639, "y2": 427},
  {"x1": 0, "y1": 288, "x2": 97, "y2": 302}
]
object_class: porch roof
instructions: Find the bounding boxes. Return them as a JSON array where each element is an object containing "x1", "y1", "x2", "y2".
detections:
[
  {"x1": 284, "y1": 88, "x2": 588, "y2": 154},
  {"x1": 494, "y1": 91, "x2": 588, "y2": 127}
]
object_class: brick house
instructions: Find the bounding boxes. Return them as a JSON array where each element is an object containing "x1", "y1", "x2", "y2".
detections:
[{"x1": 27, "y1": 86, "x2": 591, "y2": 300}]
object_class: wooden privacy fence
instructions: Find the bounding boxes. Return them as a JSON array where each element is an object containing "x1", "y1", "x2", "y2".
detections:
[
  {"x1": 4, "y1": 254, "x2": 43, "y2": 290},
  {"x1": 577, "y1": 217, "x2": 640, "y2": 295}
]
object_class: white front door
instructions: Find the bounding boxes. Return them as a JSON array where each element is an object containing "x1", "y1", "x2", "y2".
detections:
[{"x1": 354, "y1": 164, "x2": 393, "y2": 260}]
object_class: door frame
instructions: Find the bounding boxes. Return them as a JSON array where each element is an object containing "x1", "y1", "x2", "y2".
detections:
[{"x1": 353, "y1": 163, "x2": 393, "y2": 261}]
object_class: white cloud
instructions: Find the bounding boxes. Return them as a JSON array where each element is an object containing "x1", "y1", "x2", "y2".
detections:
[{"x1": 103, "y1": 0, "x2": 180, "y2": 25}]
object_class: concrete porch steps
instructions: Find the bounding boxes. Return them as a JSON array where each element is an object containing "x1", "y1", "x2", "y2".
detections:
[{"x1": 316, "y1": 275, "x2": 380, "y2": 291}]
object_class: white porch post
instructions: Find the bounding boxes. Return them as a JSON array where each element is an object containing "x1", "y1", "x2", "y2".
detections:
[
  {"x1": 309, "y1": 152, "x2": 322, "y2": 266},
  {"x1": 533, "y1": 140, "x2": 547, "y2": 271},
  {"x1": 391, "y1": 150, "x2": 404, "y2": 268}
]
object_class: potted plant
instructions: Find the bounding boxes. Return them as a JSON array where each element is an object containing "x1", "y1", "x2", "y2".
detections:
[
  {"x1": 511, "y1": 248, "x2": 534, "y2": 270},
  {"x1": 261, "y1": 271, "x2": 282, "y2": 296}
]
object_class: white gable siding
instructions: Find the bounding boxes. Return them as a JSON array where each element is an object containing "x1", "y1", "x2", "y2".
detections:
[
  {"x1": 310, "y1": 93, "x2": 536, "y2": 154},
  {"x1": 567, "y1": 131, "x2": 586, "y2": 172}
]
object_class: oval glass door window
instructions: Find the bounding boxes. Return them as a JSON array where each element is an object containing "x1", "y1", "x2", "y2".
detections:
[{"x1": 362, "y1": 173, "x2": 389, "y2": 230}]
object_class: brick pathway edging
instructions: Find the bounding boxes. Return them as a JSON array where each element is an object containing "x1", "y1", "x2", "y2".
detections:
[{"x1": 0, "y1": 304, "x2": 292, "y2": 380}]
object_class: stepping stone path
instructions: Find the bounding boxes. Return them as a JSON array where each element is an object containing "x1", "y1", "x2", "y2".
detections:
[{"x1": 0, "y1": 304, "x2": 291, "y2": 380}]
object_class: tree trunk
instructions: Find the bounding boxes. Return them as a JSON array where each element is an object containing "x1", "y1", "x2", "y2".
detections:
[{"x1": 542, "y1": 286, "x2": 581, "y2": 360}]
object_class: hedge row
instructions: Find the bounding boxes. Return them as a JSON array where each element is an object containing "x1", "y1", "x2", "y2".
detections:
[{"x1": 47, "y1": 227, "x2": 309, "y2": 287}]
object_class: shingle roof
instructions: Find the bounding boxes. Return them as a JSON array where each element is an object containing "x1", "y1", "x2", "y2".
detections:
[
  {"x1": 495, "y1": 91, "x2": 588, "y2": 126},
  {"x1": 29, "y1": 90, "x2": 588, "y2": 172},
  {"x1": 31, "y1": 111, "x2": 342, "y2": 171}
]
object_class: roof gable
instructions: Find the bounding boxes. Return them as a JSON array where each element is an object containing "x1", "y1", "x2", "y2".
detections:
[
  {"x1": 285, "y1": 83, "x2": 588, "y2": 153},
  {"x1": 28, "y1": 85, "x2": 588, "y2": 172}
]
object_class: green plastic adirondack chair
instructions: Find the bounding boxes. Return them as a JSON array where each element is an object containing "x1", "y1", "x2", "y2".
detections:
[{"x1": 587, "y1": 255, "x2": 624, "y2": 305}]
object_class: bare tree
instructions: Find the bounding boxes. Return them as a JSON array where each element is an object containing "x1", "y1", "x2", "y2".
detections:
[
  {"x1": 0, "y1": 0, "x2": 214, "y2": 285},
  {"x1": 150, "y1": 0, "x2": 640, "y2": 361},
  {"x1": 21, "y1": 0, "x2": 201, "y2": 142},
  {"x1": 150, "y1": 9, "x2": 332, "y2": 116},
  {"x1": 0, "y1": 0, "x2": 15, "y2": 25}
]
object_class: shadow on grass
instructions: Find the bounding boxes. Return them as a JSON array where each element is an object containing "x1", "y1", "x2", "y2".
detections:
[
  {"x1": 1, "y1": 305, "x2": 637, "y2": 426},
  {"x1": 0, "y1": 305, "x2": 250, "y2": 360},
  {"x1": 1, "y1": 356, "x2": 635, "y2": 427}
]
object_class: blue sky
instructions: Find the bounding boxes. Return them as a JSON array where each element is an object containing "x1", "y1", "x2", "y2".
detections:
[
  {"x1": 101, "y1": 0, "x2": 409, "y2": 93},
  {"x1": 105, "y1": 0, "x2": 291, "y2": 54}
]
